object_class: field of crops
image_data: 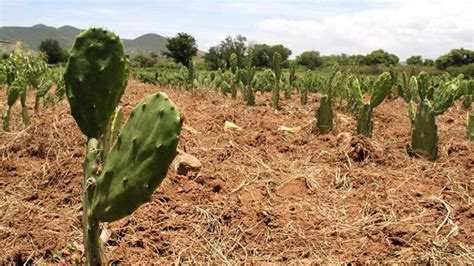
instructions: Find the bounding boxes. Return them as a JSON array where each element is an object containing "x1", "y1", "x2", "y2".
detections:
[{"x1": 0, "y1": 28, "x2": 473, "y2": 264}]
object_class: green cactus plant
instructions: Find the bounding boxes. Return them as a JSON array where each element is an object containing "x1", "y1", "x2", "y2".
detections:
[
  {"x1": 2, "y1": 77, "x2": 24, "y2": 131},
  {"x1": 64, "y1": 28, "x2": 182, "y2": 264},
  {"x1": 347, "y1": 72, "x2": 392, "y2": 137},
  {"x1": 286, "y1": 61, "x2": 296, "y2": 100},
  {"x1": 468, "y1": 110, "x2": 474, "y2": 140},
  {"x1": 315, "y1": 67, "x2": 343, "y2": 133},
  {"x1": 229, "y1": 53, "x2": 239, "y2": 100},
  {"x1": 244, "y1": 51, "x2": 255, "y2": 106},
  {"x1": 272, "y1": 52, "x2": 282, "y2": 109},
  {"x1": 406, "y1": 72, "x2": 462, "y2": 160}
]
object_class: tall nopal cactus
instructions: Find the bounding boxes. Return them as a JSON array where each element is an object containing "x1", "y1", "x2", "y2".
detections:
[
  {"x1": 272, "y1": 52, "x2": 282, "y2": 109},
  {"x1": 64, "y1": 28, "x2": 182, "y2": 264},
  {"x1": 407, "y1": 72, "x2": 462, "y2": 160}
]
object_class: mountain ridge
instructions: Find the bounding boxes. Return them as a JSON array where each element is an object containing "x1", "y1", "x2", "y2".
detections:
[{"x1": 0, "y1": 24, "x2": 168, "y2": 54}]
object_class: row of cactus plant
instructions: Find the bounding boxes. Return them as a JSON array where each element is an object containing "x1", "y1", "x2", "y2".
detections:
[
  {"x1": 1, "y1": 51, "x2": 63, "y2": 131},
  {"x1": 64, "y1": 27, "x2": 182, "y2": 264}
]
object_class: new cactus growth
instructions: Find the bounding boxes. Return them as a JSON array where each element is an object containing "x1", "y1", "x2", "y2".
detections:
[
  {"x1": 406, "y1": 72, "x2": 462, "y2": 160},
  {"x1": 2, "y1": 77, "x2": 23, "y2": 131},
  {"x1": 348, "y1": 72, "x2": 392, "y2": 137},
  {"x1": 64, "y1": 28, "x2": 182, "y2": 264},
  {"x1": 272, "y1": 52, "x2": 282, "y2": 109}
]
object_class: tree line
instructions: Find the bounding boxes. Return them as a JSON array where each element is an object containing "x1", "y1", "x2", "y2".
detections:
[{"x1": 12, "y1": 34, "x2": 474, "y2": 72}]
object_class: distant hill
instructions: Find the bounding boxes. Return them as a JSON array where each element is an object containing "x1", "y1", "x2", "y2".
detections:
[{"x1": 0, "y1": 24, "x2": 169, "y2": 55}]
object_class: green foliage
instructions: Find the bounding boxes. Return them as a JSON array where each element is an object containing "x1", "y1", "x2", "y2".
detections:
[
  {"x1": 162, "y1": 33, "x2": 198, "y2": 68},
  {"x1": 406, "y1": 55, "x2": 423, "y2": 65},
  {"x1": 130, "y1": 52, "x2": 157, "y2": 68},
  {"x1": 252, "y1": 43, "x2": 292, "y2": 68},
  {"x1": 362, "y1": 49, "x2": 399, "y2": 66},
  {"x1": 435, "y1": 48, "x2": 473, "y2": 69},
  {"x1": 204, "y1": 35, "x2": 247, "y2": 70},
  {"x1": 39, "y1": 39, "x2": 68, "y2": 64},
  {"x1": 296, "y1": 50, "x2": 322, "y2": 69}
]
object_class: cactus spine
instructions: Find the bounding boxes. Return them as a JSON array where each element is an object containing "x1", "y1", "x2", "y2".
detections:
[
  {"x1": 64, "y1": 28, "x2": 182, "y2": 264},
  {"x1": 272, "y1": 52, "x2": 282, "y2": 109}
]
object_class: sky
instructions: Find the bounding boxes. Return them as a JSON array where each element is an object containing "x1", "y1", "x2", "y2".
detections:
[{"x1": 0, "y1": 0, "x2": 472, "y2": 60}]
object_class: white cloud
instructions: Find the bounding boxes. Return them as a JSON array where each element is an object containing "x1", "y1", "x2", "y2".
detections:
[{"x1": 253, "y1": 0, "x2": 473, "y2": 60}]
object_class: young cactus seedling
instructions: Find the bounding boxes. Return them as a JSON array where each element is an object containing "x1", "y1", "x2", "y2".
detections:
[{"x1": 64, "y1": 27, "x2": 182, "y2": 265}]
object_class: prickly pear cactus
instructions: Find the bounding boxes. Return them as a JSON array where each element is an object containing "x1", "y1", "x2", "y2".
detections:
[
  {"x1": 316, "y1": 95, "x2": 333, "y2": 133},
  {"x1": 91, "y1": 92, "x2": 182, "y2": 222},
  {"x1": 2, "y1": 78, "x2": 22, "y2": 131},
  {"x1": 245, "y1": 51, "x2": 255, "y2": 106},
  {"x1": 411, "y1": 100, "x2": 438, "y2": 160},
  {"x1": 272, "y1": 52, "x2": 282, "y2": 109},
  {"x1": 357, "y1": 104, "x2": 373, "y2": 137},
  {"x1": 64, "y1": 27, "x2": 129, "y2": 138}
]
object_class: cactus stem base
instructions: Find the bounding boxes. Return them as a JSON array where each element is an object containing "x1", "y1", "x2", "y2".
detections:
[{"x1": 83, "y1": 138, "x2": 104, "y2": 265}]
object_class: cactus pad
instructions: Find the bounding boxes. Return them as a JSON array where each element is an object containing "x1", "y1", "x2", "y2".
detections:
[
  {"x1": 411, "y1": 100, "x2": 438, "y2": 160},
  {"x1": 357, "y1": 104, "x2": 373, "y2": 137},
  {"x1": 64, "y1": 27, "x2": 129, "y2": 138},
  {"x1": 316, "y1": 95, "x2": 333, "y2": 133},
  {"x1": 91, "y1": 92, "x2": 182, "y2": 222}
]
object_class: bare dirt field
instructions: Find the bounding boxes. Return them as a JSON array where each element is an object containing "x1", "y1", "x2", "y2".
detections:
[{"x1": 1, "y1": 80, "x2": 473, "y2": 264}]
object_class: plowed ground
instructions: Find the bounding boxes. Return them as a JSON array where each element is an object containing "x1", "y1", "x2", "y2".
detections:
[{"x1": 1, "y1": 80, "x2": 473, "y2": 264}]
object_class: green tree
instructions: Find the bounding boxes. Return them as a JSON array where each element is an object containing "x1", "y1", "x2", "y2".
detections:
[
  {"x1": 423, "y1": 59, "x2": 434, "y2": 66},
  {"x1": 363, "y1": 49, "x2": 399, "y2": 66},
  {"x1": 162, "y1": 33, "x2": 198, "y2": 68},
  {"x1": 296, "y1": 50, "x2": 323, "y2": 69},
  {"x1": 253, "y1": 43, "x2": 291, "y2": 68},
  {"x1": 131, "y1": 52, "x2": 157, "y2": 68},
  {"x1": 38, "y1": 39, "x2": 67, "y2": 64},
  {"x1": 204, "y1": 35, "x2": 247, "y2": 70},
  {"x1": 435, "y1": 48, "x2": 473, "y2": 69},
  {"x1": 406, "y1": 55, "x2": 423, "y2": 65},
  {"x1": 203, "y1": 46, "x2": 225, "y2": 70}
]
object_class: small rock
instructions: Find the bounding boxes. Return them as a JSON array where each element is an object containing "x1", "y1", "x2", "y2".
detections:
[{"x1": 174, "y1": 152, "x2": 202, "y2": 176}]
